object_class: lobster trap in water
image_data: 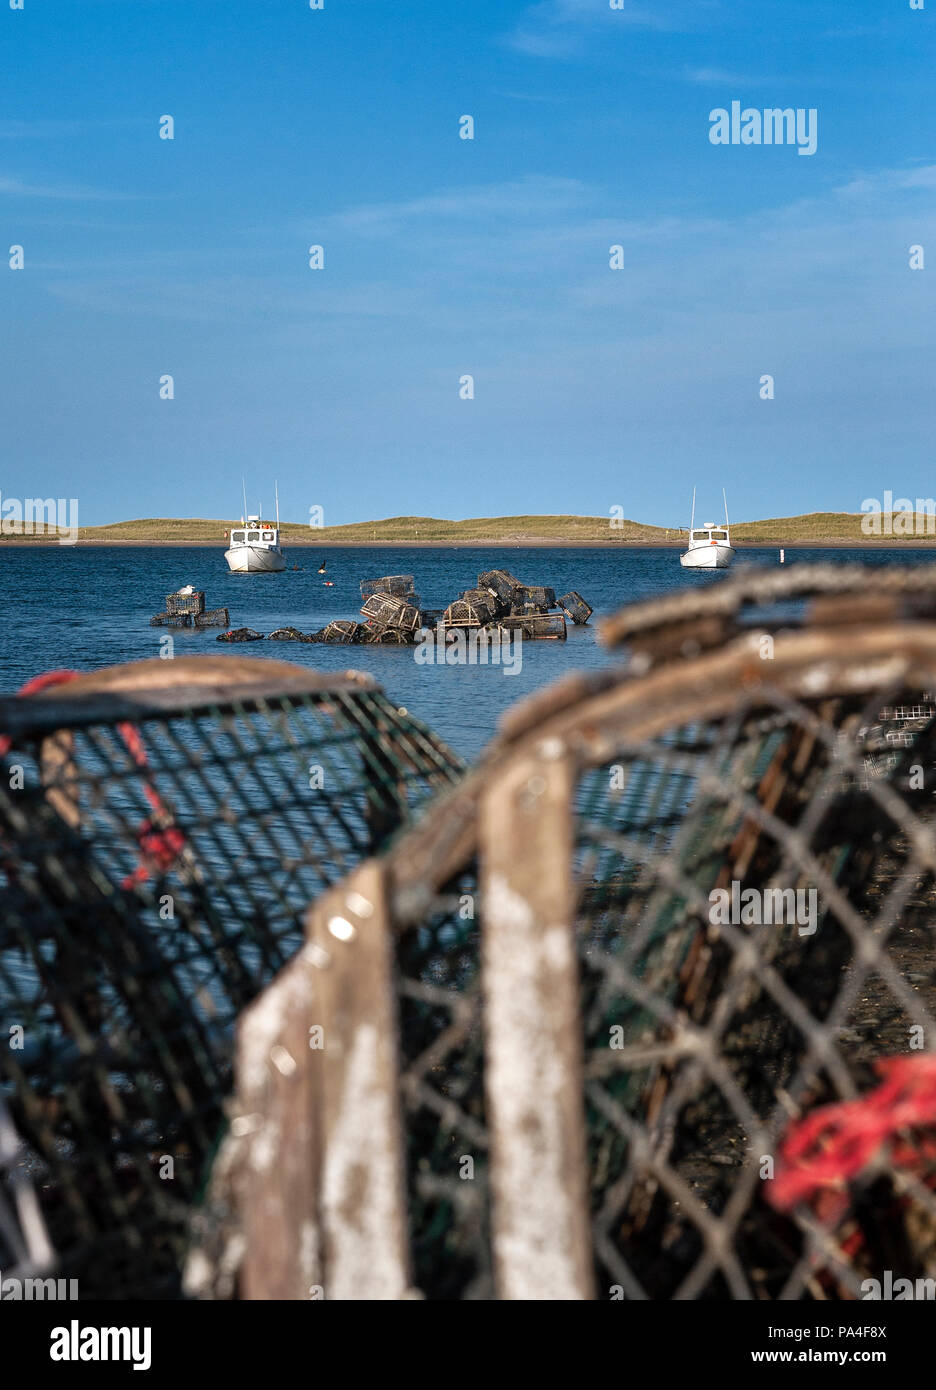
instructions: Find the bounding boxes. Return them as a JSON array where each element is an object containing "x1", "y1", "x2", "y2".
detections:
[
  {"x1": 360, "y1": 593, "x2": 421, "y2": 635},
  {"x1": 210, "y1": 566, "x2": 936, "y2": 1300},
  {"x1": 0, "y1": 656, "x2": 464, "y2": 1298},
  {"x1": 360, "y1": 575, "x2": 416, "y2": 599}
]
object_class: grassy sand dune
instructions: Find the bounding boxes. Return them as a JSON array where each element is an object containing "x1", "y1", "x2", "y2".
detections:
[
  {"x1": 3, "y1": 511, "x2": 934, "y2": 546},
  {"x1": 729, "y1": 511, "x2": 935, "y2": 543},
  {"x1": 3, "y1": 513, "x2": 668, "y2": 545}
]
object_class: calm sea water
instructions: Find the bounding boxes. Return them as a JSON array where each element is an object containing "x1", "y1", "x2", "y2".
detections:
[{"x1": 0, "y1": 544, "x2": 928, "y2": 761}]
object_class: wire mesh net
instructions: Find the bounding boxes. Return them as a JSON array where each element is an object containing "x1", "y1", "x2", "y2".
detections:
[
  {"x1": 573, "y1": 690, "x2": 936, "y2": 1299},
  {"x1": 0, "y1": 665, "x2": 463, "y2": 1298},
  {"x1": 388, "y1": 656, "x2": 936, "y2": 1297},
  {"x1": 396, "y1": 871, "x2": 490, "y2": 1299}
]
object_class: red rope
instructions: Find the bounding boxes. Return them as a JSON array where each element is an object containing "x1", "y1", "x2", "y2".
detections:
[
  {"x1": 0, "y1": 668, "x2": 186, "y2": 888},
  {"x1": 769, "y1": 1055, "x2": 936, "y2": 1212},
  {"x1": 0, "y1": 670, "x2": 81, "y2": 754}
]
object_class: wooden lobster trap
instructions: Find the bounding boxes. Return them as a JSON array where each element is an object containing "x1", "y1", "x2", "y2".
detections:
[
  {"x1": 360, "y1": 593, "x2": 421, "y2": 635},
  {"x1": 360, "y1": 575, "x2": 416, "y2": 599},
  {"x1": 210, "y1": 566, "x2": 936, "y2": 1300},
  {"x1": 0, "y1": 656, "x2": 463, "y2": 1298}
]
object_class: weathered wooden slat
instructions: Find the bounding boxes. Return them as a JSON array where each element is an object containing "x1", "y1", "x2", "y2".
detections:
[
  {"x1": 479, "y1": 744, "x2": 595, "y2": 1300},
  {"x1": 236, "y1": 947, "x2": 322, "y2": 1300},
  {"x1": 305, "y1": 860, "x2": 412, "y2": 1300},
  {"x1": 236, "y1": 860, "x2": 410, "y2": 1300},
  {"x1": 39, "y1": 729, "x2": 81, "y2": 829}
]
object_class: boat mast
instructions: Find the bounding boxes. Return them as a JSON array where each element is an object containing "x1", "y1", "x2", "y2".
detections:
[
  {"x1": 723, "y1": 488, "x2": 730, "y2": 533},
  {"x1": 241, "y1": 478, "x2": 248, "y2": 526},
  {"x1": 689, "y1": 487, "x2": 696, "y2": 535},
  {"x1": 275, "y1": 481, "x2": 280, "y2": 530}
]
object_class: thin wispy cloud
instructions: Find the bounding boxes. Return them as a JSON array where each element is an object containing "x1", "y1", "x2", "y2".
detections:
[
  {"x1": 0, "y1": 118, "x2": 140, "y2": 140},
  {"x1": 48, "y1": 276, "x2": 430, "y2": 325},
  {"x1": 504, "y1": 0, "x2": 687, "y2": 59},
  {"x1": 896, "y1": 165, "x2": 936, "y2": 191},
  {"x1": 834, "y1": 163, "x2": 936, "y2": 199},
  {"x1": 507, "y1": 27, "x2": 585, "y2": 61},
  {"x1": 494, "y1": 89, "x2": 565, "y2": 104},
  {"x1": 682, "y1": 67, "x2": 759, "y2": 86},
  {"x1": 300, "y1": 162, "x2": 936, "y2": 305},
  {"x1": 0, "y1": 174, "x2": 141, "y2": 201},
  {"x1": 821, "y1": 25, "x2": 896, "y2": 39},
  {"x1": 320, "y1": 176, "x2": 590, "y2": 232}
]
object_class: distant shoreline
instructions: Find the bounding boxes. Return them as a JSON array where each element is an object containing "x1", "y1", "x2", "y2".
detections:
[
  {"x1": 6, "y1": 538, "x2": 936, "y2": 551},
  {"x1": 2, "y1": 510, "x2": 934, "y2": 550}
]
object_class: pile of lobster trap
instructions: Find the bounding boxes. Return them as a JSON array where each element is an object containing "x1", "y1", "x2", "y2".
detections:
[
  {"x1": 203, "y1": 571, "x2": 593, "y2": 648},
  {"x1": 305, "y1": 569, "x2": 593, "y2": 646}
]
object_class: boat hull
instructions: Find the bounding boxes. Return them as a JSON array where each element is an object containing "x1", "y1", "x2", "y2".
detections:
[
  {"x1": 224, "y1": 545, "x2": 286, "y2": 574},
  {"x1": 679, "y1": 545, "x2": 736, "y2": 570}
]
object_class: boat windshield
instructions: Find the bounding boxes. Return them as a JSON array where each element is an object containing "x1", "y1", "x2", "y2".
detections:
[
  {"x1": 231, "y1": 531, "x2": 245, "y2": 542},
  {"x1": 247, "y1": 530, "x2": 260, "y2": 542}
]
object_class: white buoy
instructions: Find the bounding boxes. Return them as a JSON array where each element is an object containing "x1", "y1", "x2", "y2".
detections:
[{"x1": 779, "y1": 548, "x2": 785, "y2": 564}]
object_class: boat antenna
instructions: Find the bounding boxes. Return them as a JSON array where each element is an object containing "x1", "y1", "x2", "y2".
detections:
[
  {"x1": 241, "y1": 477, "x2": 248, "y2": 526},
  {"x1": 275, "y1": 480, "x2": 280, "y2": 529},
  {"x1": 689, "y1": 486, "x2": 696, "y2": 533},
  {"x1": 723, "y1": 487, "x2": 730, "y2": 530}
]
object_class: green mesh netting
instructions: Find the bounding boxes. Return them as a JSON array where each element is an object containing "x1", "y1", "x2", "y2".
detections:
[{"x1": 393, "y1": 685, "x2": 936, "y2": 1299}]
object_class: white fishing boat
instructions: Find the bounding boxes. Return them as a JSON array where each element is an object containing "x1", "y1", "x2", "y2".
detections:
[
  {"x1": 224, "y1": 483, "x2": 286, "y2": 574},
  {"x1": 679, "y1": 488, "x2": 736, "y2": 570}
]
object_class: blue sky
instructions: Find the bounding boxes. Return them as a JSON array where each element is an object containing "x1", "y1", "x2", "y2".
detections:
[{"x1": 1, "y1": 0, "x2": 933, "y2": 527}]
